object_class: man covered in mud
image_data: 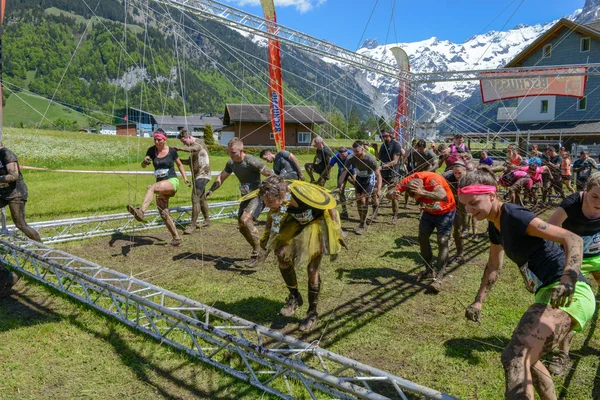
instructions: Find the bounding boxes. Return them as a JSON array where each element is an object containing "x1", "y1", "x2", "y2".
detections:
[
  {"x1": 375, "y1": 130, "x2": 404, "y2": 225},
  {"x1": 338, "y1": 141, "x2": 381, "y2": 235},
  {"x1": 207, "y1": 138, "x2": 273, "y2": 268},
  {"x1": 396, "y1": 171, "x2": 456, "y2": 292},
  {"x1": 0, "y1": 143, "x2": 42, "y2": 296},
  {"x1": 173, "y1": 129, "x2": 212, "y2": 234},
  {"x1": 304, "y1": 136, "x2": 333, "y2": 186}
]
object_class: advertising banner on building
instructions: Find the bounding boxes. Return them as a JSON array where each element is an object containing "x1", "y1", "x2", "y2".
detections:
[
  {"x1": 480, "y1": 67, "x2": 587, "y2": 103},
  {"x1": 260, "y1": 0, "x2": 286, "y2": 151}
]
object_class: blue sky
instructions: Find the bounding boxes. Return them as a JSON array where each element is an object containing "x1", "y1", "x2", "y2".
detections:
[{"x1": 223, "y1": 0, "x2": 583, "y2": 49}]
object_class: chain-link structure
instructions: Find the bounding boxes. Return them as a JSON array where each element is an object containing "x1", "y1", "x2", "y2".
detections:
[{"x1": 0, "y1": 234, "x2": 458, "y2": 400}]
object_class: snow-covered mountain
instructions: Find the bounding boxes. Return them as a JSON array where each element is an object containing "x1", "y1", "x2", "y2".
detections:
[{"x1": 348, "y1": 2, "x2": 597, "y2": 124}]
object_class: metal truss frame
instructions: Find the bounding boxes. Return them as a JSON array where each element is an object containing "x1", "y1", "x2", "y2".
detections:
[
  {"x1": 151, "y1": 0, "x2": 404, "y2": 79},
  {"x1": 8, "y1": 201, "x2": 241, "y2": 244},
  {"x1": 7, "y1": 188, "x2": 357, "y2": 244},
  {"x1": 152, "y1": 0, "x2": 600, "y2": 83},
  {"x1": 0, "y1": 234, "x2": 457, "y2": 400}
]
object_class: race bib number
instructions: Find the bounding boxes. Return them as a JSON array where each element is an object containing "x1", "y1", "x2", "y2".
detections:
[
  {"x1": 519, "y1": 262, "x2": 543, "y2": 293},
  {"x1": 290, "y1": 209, "x2": 314, "y2": 225},
  {"x1": 154, "y1": 168, "x2": 169, "y2": 178},
  {"x1": 239, "y1": 184, "x2": 250, "y2": 195},
  {"x1": 583, "y1": 233, "x2": 600, "y2": 255},
  {"x1": 422, "y1": 202, "x2": 443, "y2": 212}
]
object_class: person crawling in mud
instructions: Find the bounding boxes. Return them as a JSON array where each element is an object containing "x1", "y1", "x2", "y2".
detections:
[
  {"x1": 257, "y1": 175, "x2": 345, "y2": 332},
  {"x1": 458, "y1": 166, "x2": 595, "y2": 399},
  {"x1": 0, "y1": 143, "x2": 42, "y2": 296},
  {"x1": 395, "y1": 171, "x2": 456, "y2": 293}
]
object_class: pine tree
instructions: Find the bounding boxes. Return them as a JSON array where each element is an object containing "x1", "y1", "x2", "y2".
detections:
[{"x1": 203, "y1": 124, "x2": 215, "y2": 146}]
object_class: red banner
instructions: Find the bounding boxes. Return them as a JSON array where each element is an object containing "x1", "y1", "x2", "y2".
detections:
[
  {"x1": 390, "y1": 47, "x2": 410, "y2": 145},
  {"x1": 480, "y1": 67, "x2": 587, "y2": 103},
  {"x1": 260, "y1": 0, "x2": 285, "y2": 151}
]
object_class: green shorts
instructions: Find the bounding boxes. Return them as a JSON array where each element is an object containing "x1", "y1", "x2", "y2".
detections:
[
  {"x1": 158, "y1": 177, "x2": 179, "y2": 194},
  {"x1": 535, "y1": 281, "x2": 596, "y2": 332},
  {"x1": 582, "y1": 255, "x2": 600, "y2": 275}
]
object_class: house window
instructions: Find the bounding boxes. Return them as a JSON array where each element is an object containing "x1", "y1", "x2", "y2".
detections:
[
  {"x1": 298, "y1": 132, "x2": 312, "y2": 143},
  {"x1": 578, "y1": 96, "x2": 587, "y2": 111},
  {"x1": 541, "y1": 100, "x2": 549, "y2": 113},
  {"x1": 543, "y1": 44, "x2": 552, "y2": 58},
  {"x1": 581, "y1": 37, "x2": 591, "y2": 52},
  {"x1": 269, "y1": 132, "x2": 275, "y2": 140}
]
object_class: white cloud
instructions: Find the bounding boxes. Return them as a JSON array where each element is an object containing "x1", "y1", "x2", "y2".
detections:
[{"x1": 232, "y1": 0, "x2": 326, "y2": 14}]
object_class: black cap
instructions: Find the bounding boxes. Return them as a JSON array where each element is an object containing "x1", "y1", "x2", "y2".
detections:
[{"x1": 417, "y1": 139, "x2": 426, "y2": 147}]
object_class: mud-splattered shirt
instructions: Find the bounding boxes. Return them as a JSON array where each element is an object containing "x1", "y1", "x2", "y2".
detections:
[
  {"x1": 224, "y1": 154, "x2": 268, "y2": 193},
  {"x1": 273, "y1": 150, "x2": 300, "y2": 180},
  {"x1": 0, "y1": 147, "x2": 27, "y2": 200},
  {"x1": 176, "y1": 138, "x2": 211, "y2": 180}
]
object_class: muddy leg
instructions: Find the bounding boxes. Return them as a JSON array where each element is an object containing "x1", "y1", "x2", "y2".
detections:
[
  {"x1": 418, "y1": 214, "x2": 436, "y2": 268},
  {"x1": 501, "y1": 303, "x2": 573, "y2": 400},
  {"x1": 9, "y1": 200, "x2": 41, "y2": 242},
  {"x1": 157, "y1": 196, "x2": 180, "y2": 241},
  {"x1": 239, "y1": 212, "x2": 260, "y2": 254}
]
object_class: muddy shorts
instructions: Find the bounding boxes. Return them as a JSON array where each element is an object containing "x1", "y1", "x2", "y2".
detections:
[
  {"x1": 355, "y1": 174, "x2": 375, "y2": 195},
  {"x1": 419, "y1": 209, "x2": 455, "y2": 237},
  {"x1": 239, "y1": 196, "x2": 264, "y2": 221},
  {"x1": 193, "y1": 178, "x2": 210, "y2": 195},
  {"x1": 535, "y1": 281, "x2": 596, "y2": 332}
]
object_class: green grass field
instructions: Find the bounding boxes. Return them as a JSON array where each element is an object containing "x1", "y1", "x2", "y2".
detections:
[
  {"x1": 4, "y1": 92, "x2": 91, "y2": 129},
  {"x1": 0, "y1": 129, "x2": 597, "y2": 399}
]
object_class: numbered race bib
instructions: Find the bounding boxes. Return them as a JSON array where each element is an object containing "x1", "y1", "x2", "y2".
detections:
[
  {"x1": 154, "y1": 168, "x2": 169, "y2": 178},
  {"x1": 583, "y1": 233, "x2": 600, "y2": 255},
  {"x1": 239, "y1": 184, "x2": 250, "y2": 195},
  {"x1": 519, "y1": 262, "x2": 543, "y2": 293},
  {"x1": 289, "y1": 209, "x2": 314, "y2": 225},
  {"x1": 422, "y1": 202, "x2": 443, "y2": 212}
]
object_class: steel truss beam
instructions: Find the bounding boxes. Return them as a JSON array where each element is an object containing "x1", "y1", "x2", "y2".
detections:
[
  {"x1": 0, "y1": 235, "x2": 457, "y2": 399},
  {"x1": 9, "y1": 201, "x2": 242, "y2": 244},
  {"x1": 151, "y1": 0, "x2": 600, "y2": 84},
  {"x1": 151, "y1": 0, "x2": 404, "y2": 79},
  {"x1": 8, "y1": 189, "x2": 357, "y2": 244}
]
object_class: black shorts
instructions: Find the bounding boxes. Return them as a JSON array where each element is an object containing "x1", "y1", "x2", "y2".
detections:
[
  {"x1": 0, "y1": 197, "x2": 26, "y2": 209},
  {"x1": 238, "y1": 196, "x2": 264, "y2": 221},
  {"x1": 193, "y1": 178, "x2": 210, "y2": 194}
]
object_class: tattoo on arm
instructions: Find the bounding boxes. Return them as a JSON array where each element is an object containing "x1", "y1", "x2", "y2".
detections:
[{"x1": 537, "y1": 222, "x2": 548, "y2": 230}]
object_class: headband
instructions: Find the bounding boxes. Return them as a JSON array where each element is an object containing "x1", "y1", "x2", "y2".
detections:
[
  {"x1": 153, "y1": 133, "x2": 167, "y2": 141},
  {"x1": 457, "y1": 185, "x2": 497, "y2": 195}
]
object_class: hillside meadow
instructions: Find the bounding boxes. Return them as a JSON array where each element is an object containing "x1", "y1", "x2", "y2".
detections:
[{"x1": 0, "y1": 129, "x2": 597, "y2": 399}]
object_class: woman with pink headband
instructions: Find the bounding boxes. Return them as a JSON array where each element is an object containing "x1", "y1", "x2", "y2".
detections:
[
  {"x1": 127, "y1": 130, "x2": 190, "y2": 246},
  {"x1": 457, "y1": 167, "x2": 595, "y2": 399}
]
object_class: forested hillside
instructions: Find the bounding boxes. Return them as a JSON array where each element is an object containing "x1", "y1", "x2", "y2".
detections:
[{"x1": 3, "y1": 0, "x2": 376, "y2": 130}]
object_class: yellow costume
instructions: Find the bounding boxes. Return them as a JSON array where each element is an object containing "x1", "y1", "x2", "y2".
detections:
[{"x1": 257, "y1": 181, "x2": 345, "y2": 266}]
